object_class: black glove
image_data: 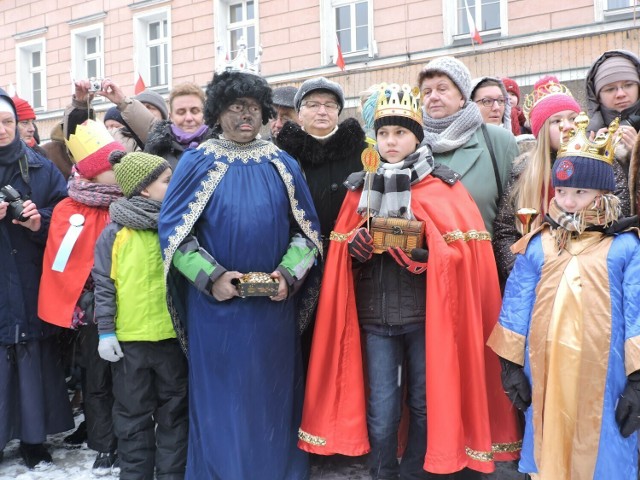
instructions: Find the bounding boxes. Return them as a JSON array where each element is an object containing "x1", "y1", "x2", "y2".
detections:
[
  {"x1": 347, "y1": 228, "x2": 374, "y2": 263},
  {"x1": 499, "y1": 357, "x2": 531, "y2": 411},
  {"x1": 615, "y1": 371, "x2": 640, "y2": 438},
  {"x1": 78, "y1": 290, "x2": 95, "y2": 323},
  {"x1": 388, "y1": 247, "x2": 429, "y2": 274}
]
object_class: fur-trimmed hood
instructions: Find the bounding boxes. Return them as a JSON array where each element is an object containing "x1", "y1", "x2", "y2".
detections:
[
  {"x1": 144, "y1": 120, "x2": 217, "y2": 169},
  {"x1": 276, "y1": 117, "x2": 366, "y2": 168}
]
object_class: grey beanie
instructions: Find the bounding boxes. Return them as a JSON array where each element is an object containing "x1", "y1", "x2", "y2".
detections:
[
  {"x1": 134, "y1": 89, "x2": 168, "y2": 120},
  {"x1": 272, "y1": 86, "x2": 298, "y2": 108},
  {"x1": 294, "y1": 77, "x2": 345, "y2": 113},
  {"x1": 420, "y1": 56, "x2": 472, "y2": 102},
  {"x1": 594, "y1": 56, "x2": 640, "y2": 95}
]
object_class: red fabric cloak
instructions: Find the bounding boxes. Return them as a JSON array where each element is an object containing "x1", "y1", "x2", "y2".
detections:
[
  {"x1": 298, "y1": 175, "x2": 521, "y2": 474},
  {"x1": 39, "y1": 198, "x2": 111, "y2": 328}
]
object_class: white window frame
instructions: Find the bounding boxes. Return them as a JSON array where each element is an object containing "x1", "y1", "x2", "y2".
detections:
[
  {"x1": 133, "y1": 7, "x2": 171, "y2": 90},
  {"x1": 320, "y1": 0, "x2": 374, "y2": 66},
  {"x1": 594, "y1": 0, "x2": 640, "y2": 21},
  {"x1": 15, "y1": 39, "x2": 46, "y2": 111},
  {"x1": 214, "y1": 0, "x2": 260, "y2": 65},
  {"x1": 443, "y1": 0, "x2": 508, "y2": 46},
  {"x1": 70, "y1": 24, "x2": 104, "y2": 83}
]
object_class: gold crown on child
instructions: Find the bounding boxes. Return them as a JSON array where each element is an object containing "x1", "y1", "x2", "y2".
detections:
[
  {"x1": 65, "y1": 120, "x2": 115, "y2": 163},
  {"x1": 556, "y1": 111, "x2": 620, "y2": 165},
  {"x1": 374, "y1": 83, "x2": 422, "y2": 125}
]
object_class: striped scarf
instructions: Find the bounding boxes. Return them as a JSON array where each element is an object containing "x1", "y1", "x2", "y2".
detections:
[
  {"x1": 548, "y1": 193, "x2": 620, "y2": 251},
  {"x1": 344, "y1": 144, "x2": 434, "y2": 219}
]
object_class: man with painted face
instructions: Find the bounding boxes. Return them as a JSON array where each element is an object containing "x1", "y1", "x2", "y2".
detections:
[{"x1": 158, "y1": 70, "x2": 322, "y2": 480}]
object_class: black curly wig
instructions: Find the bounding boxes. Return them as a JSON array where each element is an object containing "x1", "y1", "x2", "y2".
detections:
[{"x1": 204, "y1": 71, "x2": 275, "y2": 132}]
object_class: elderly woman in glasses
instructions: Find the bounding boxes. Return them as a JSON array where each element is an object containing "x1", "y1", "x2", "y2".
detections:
[
  {"x1": 471, "y1": 77, "x2": 512, "y2": 131},
  {"x1": 159, "y1": 70, "x2": 322, "y2": 480},
  {"x1": 419, "y1": 57, "x2": 518, "y2": 237}
]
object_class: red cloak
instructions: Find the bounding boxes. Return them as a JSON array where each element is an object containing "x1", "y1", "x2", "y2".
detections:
[
  {"x1": 39, "y1": 198, "x2": 111, "y2": 328},
  {"x1": 298, "y1": 174, "x2": 521, "y2": 474}
]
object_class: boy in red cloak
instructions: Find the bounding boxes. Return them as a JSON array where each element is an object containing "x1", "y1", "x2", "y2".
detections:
[{"x1": 298, "y1": 83, "x2": 521, "y2": 478}]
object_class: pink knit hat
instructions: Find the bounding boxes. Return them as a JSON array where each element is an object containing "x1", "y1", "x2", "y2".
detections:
[{"x1": 523, "y1": 75, "x2": 581, "y2": 138}]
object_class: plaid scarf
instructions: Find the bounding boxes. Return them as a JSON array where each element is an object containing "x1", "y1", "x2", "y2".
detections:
[
  {"x1": 547, "y1": 193, "x2": 621, "y2": 251},
  {"x1": 67, "y1": 177, "x2": 122, "y2": 207},
  {"x1": 109, "y1": 196, "x2": 162, "y2": 230},
  {"x1": 345, "y1": 144, "x2": 434, "y2": 219}
]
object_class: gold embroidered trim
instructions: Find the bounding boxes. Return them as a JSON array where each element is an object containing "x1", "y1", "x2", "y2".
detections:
[
  {"x1": 465, "y1": 440, "x2": 522, "y2": 462},
  {"x1": 272, "y1": 159, "x2": 323, "y2": 259},
  {"x1": 443, "y1": 229, "x2": 492, "y2": 244},
  {"x1": 298, "y1": 428, "x2": 327, "y2": 446},
  {"x1": 330, "y1": 229, "x2": 355, "y2": 242},
  {"x1": 199, "y1": 138, "x2": 280, "y2": 164}
]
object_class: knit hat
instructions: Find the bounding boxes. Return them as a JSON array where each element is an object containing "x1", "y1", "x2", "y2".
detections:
[
  {"x1": 594, "y1": 55, "x2": 640, "y2": 96},
  {"x1": 103, "y1": 106, "x2": 125, "y2": 126},
  {"x1": 272, "y1": 86, "x2": 298, "y2": 108},
  {"x1": 501, "y1": 77, "x2": 521, "y2": 103},
  {"x1": 294, "y1": 77, "x2": 345, "y2": 113},
  {"x1": 552, "y1": 112, "x2": 616, "y2": 192},
  {"x1": 418, "y1": 56, "x2": 472, "y2": 102},
  {"x1": 12, "y1": 97, "x2": 35, "y2": 121},
  {"x1": 134, "y1": 89, "x2": 168, "y2": 120},
  {"x1": 373, "y1": 84, "x2": 424, "y2": 143},
  {"x1": 109, "y1": 150, "x2": 171, "y2": 198},
  {"x1": 523, "y1": 75, "x2": 581, "y2": 138},
  {"x1": 65, "y1": 120, "x2": 126, "y2": 179}
]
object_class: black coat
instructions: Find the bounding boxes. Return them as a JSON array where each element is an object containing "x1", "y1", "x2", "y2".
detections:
[
  {"x1": 144, "y1": 120, "x2": 217, "y2": 169},
  {"x1": 276, "y1": 118, "x2": 366, "y2": 238}
]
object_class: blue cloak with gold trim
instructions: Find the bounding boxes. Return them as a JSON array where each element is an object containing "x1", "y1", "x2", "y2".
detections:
[{"x1": 158, "y1": 138, "x2": 322, "y2": 480}]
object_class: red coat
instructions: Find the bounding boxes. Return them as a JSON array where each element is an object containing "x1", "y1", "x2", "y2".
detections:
[
  {"x1": 298, "y1": 174, "x2": 521, "y2": 474},
  {"x1": 39, "y1": 198, "x2": 111, "y2": 328}
]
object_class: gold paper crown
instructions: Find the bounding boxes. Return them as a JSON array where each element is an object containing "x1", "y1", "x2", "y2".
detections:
[
  {"x1": 374, "y1": 83, "x2": 422, "y2": 125},
  {"x1": 522, "y1": 79, "x2": 574, "y2": 121},
  {"x1": 556, "y1": 112, "x2": 619, "y2": 165},
  {"x1": 65, "y1": 120, "x2": 116, "y2": 163}
]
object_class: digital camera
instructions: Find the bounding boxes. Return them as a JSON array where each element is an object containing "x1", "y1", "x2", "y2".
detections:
[
  {"x1": 88, "y1": 78, "x2": 103, "y2": 92},
  {"x1": 0, "y1": 185, "x2": 27, "y2": 222}
]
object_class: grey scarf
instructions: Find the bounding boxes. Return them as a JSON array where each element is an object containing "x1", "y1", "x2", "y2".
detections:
[
  {"x1": 345, "y1": 144, "x2": 434, "y2": 219},
  {"x1": 422, "y1": 102, "x2": 484, "y2": 153},
  {"x1": 109, "y1": 196, "x2": 162, "y2": 230}
]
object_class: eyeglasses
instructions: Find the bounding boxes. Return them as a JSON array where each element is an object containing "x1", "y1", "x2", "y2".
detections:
[
  {"x1": 227, "y1": 102, "x2": 261, "y2": 114},
  {"x1": 599, "y1": 82, "x2": 638, "y2": 96},
  {"x1": 301, "y1": 101, "x2": 340, "y2": 112},
  {"x1": 475, "y1": 97, "x2": 506, "y2": 107}
]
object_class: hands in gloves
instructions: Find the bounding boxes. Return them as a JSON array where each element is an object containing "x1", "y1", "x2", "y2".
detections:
[
  {"x1": 616, "y1": 371, "x2": 640, "y2": 438},
  {"x1": 499, "y1": 357, "x2": 531, "y2": 411},
  {"x1": 98, "y1": 334, "x2": 124, "y2": 362},
  {"x1": 388, "y1": 247, "x2": 429, "y2": 274},
  {"x1": 348, "y1": 228, "x2": 374, "y2": 263}
]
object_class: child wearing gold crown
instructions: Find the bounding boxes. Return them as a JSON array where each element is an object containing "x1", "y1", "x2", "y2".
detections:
[
  {"x1": 299, "y1": 84, "x2": 521, "y2": 478},
  {"x1": 38, "y1": 119, "x2": 124, "y2": 475},
  {"x1": 488, "y1": 113, "x2": 640, "y2": 479}
]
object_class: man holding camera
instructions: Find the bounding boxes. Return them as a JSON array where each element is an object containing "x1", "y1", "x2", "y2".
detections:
[{"x1": 0, "y1": 89, "x2": 73, "y2": 470}]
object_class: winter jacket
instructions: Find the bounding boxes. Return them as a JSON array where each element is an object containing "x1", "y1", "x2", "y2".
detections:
[
  {"x1": 276, "y1": 118, "x2": 366, "y2": 239},
  {"x1": 144, "y1": 120, "x2": 217, "y2": 169},
  {"x1": 0, "y1": 148, "x2": 68, "y2": 345}
]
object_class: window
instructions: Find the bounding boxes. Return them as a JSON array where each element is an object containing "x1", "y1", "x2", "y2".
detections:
[
  {"x1": 335, "y1": 1, "x2": 369, "y2": 55},
  {"x1": 133, "y1": 8, "x2": 171, "y2": 89},
  {"x1": 595, "y1": 0, "x2": 640, "y2": 20},
  {"x1": 443, "y1": 0, "x2": 507, "y2": 45},
  {"x1": 71, "y1": 25, "x2": 104, "y2": 83},
  {"x1": 215, "y1": 0, "x2": 259, "y2": 66},
  {"x1": 16, "y1": 40, "x2": 46, "y2": 110},
  {"x1": 607, "y1": 0, "x2": 636, "y2": 9}
]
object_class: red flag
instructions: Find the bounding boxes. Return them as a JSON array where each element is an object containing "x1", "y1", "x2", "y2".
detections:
[
  {"x1": 134, "y1": 73, "x2": 146, "y2": 95},
  {"x1": 464, "y1": 0, "x2": 483, "y2": 45},
  {"x1": 335, "y1": 34, "x2": 346, "y2": 71}
]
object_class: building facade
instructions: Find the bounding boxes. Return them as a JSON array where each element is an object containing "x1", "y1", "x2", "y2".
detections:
[{"x1": 0, "y1": 0, "x2": 639, "y2": 140}]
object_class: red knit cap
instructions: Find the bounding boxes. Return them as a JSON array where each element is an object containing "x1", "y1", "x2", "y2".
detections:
[
  {"x1": 524, "y1": 75, "x2": 581, "y2": 138},
  {"x1": 75, "y1": 142, "x2": 125, "y2": 179},
  {"x1": 501, "y1": 77, "x2": 521, "y2": 103},
  {"x1": 12, "y1": 96, "x2": 36, "y2": 121}
]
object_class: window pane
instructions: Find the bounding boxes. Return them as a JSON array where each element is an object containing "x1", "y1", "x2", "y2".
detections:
[
  {"x1": 162, "y1": 19, "x2": 168, "y2": 36},
  {"x1": 230, "y1": 28, "x2": 242, "y2": 55},
  {"x1": 247, "y1": 1, "x2": 254, "y2": 20},
  {"x1": 87, "y1": 59, "x2": 97, "y2": 78},
  {"x1": 481, "y1": 0, "x2": 500, "y2": 30},
  {"x1": 607, "y1": 0, "x2": 633, "y2": 9},
  {"x1": 149, "y1": 21, "x2": 160, "y2": 41},
  {"x1": 457, "y1": 1, "x2": 472, "y2": 34},
  {"x1": 247, "y1": 26, "x2": 255, "y2": 61},
  {"x1": 230, "y1": 3, "x2": 243, "y2": 23},
  {"x1": 86, "y1": 37, "x2": 97, "y2": 55},
  {"x1": 31, "y1": 50, "x2": 41, "y2": 68},
  {"x1": 355, "y1": 1, "x2": 367, "y2": 26},
  {"x1": 336, "y1": 6, "x2": 350, "y2": 31},
  {"x1": 356, "y1": 25, "x2": 368, "y2": 51},
  {"x1": 33, "y1": 72, "x2": 42, "y2": 108},
  {"x1": 150, "y1": 45, "x2": 160, "y2": 86}
]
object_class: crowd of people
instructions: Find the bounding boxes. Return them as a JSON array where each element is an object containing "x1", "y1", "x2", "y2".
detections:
[{"x1": 0, "y1": 47, "x2": 639, "y2": 480}]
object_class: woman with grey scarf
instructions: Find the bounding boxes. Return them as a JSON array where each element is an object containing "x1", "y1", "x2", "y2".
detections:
[{"x1": 418, "y1": 56, "x2": 518, "y2": 237}]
